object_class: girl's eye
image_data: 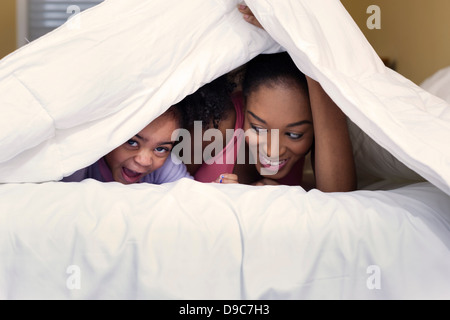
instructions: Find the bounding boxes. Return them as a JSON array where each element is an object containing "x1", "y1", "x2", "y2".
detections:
[
  {"x1": 127, "y1": 139, "x2": 138, "y2": 147},
  {"x1": 155, "y1": 146, "x2": 170, "y2": 154},
  {"x1": 251, "y1": 125, "x2": 268, "y2": 135},
  {"x1": 287, "y1": 132, "x2": 303, "y2": 140}
]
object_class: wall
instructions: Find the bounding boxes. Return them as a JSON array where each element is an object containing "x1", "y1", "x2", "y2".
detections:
[
  {"x1": 341, "y1": 0, "x2": 450, "y2": 84},
  {"x1": 0, "y1": 0, "x2": 16, "y2": 59}
]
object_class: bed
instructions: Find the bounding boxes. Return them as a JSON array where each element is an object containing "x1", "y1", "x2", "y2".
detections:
[{"x1": 0, "y1": 0, "x2": 449, "y2": 300}]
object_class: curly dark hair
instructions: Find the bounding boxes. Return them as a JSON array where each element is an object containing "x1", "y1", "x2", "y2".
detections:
[{"x1": 176, "y1": 73, "x2": 236, "y2": 130}]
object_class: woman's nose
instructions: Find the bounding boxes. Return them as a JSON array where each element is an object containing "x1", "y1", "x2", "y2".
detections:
[{"x1": 262, "y1": 131, "x2": 282, "y2": 158}]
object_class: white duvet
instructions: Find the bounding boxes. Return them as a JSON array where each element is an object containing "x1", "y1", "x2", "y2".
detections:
[{"x1": 0, "y1": 0, "x2": 449, "y2": 299}]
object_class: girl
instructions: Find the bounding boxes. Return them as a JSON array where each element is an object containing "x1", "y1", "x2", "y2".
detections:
[
  {"x1": 62, "y1": 105, "x2": 192, "y2": 184},
  {"x1": 177, "y1": 73, "x2": 241, "y2": 183}
]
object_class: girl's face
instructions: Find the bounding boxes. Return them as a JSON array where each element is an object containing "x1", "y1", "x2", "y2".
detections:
[
  {"x1": 243, "y1": 83, "x2": 314, "y2": 180},
  {"x1": 105, "y1": 112, "x2": 179, "y2": 184}
]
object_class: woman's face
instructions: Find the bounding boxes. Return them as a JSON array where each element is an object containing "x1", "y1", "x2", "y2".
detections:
[
  {"x1": 243, "y1": 83, "x2": 314, "y2": 180},
  {"x1": 105, "y1": 111, "x2": 179, "y2": 184}
]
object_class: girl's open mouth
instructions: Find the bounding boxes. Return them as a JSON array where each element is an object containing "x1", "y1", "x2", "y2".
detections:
[{"x1": 122, "y1": 167, "x2": 143, "y2": 183}]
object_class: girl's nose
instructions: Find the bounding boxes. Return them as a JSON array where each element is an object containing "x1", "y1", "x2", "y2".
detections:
[{"x1": 135, "y1": 149, "x2": 153, "y2": 167}]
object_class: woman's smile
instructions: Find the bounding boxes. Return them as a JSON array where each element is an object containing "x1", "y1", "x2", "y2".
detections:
[{"x1": 259, "y1": 154, "x2": 289, "y2": 173}]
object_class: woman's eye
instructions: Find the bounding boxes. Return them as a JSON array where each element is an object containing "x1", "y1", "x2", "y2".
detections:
[
  {"x1": 287, "y1": 132, "x2": 303, "y2": 140},
  {"x1": 251, "y1": 125, "x2": 268, "y2": 134},
  {"x1": 127, "y1": 139, "x2": 138, "y2": 147}
]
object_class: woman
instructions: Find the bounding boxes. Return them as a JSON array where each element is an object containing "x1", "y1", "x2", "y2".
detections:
[{"x1": 179, "y1": 51, "x2": 356, "y2": 191}]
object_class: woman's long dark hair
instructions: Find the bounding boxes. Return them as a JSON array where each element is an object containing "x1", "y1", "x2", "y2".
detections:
[{"x1": 242, "y1": 52, "x2": 309, "y2": 99}]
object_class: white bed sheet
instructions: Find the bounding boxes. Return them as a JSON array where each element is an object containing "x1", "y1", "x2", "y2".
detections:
[
  {"x1": 1, "y1": 179, "x2": 449, "y2": 299},
  {"x1": 421, "y1": 66, "x2": 450, "y2": 104}
]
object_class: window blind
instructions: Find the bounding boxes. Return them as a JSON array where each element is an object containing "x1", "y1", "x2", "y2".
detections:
[{"x1": 28, "y1": 0, "x2": 104, "y2": 41}]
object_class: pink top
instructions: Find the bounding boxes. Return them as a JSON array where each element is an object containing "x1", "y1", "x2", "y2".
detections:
[
  {"x1": 194, "y1": 93, "x2": 245, "y2": 182},
  {"x1": 193, "y1": 93, "x2": 305, "y2": 186}
]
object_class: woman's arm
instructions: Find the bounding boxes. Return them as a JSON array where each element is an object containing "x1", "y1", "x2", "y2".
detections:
[{"x1": 306, "y1": 76, "x2": 357, "y2": 192}]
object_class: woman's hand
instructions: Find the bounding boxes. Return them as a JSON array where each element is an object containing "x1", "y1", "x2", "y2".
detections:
[
  {"x1": 252, "y1": 178, "x2": 280, "y2": 186},
  {"x1": 214, "y1": 173, "x2": 239, "y2": 184},
  {"x1": 237, "y1": 4, "x2": 264, "y2": 29}
]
